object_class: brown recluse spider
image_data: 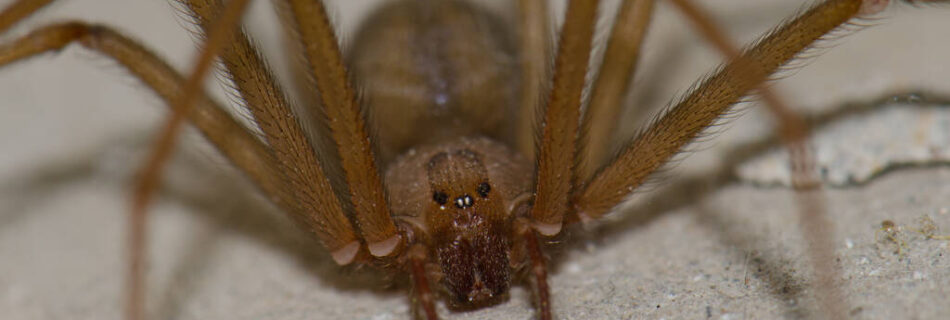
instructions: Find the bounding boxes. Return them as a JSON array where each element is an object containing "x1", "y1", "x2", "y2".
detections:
[{"x1": 0, "y1": 0, "x2": 948, "y2": 319}]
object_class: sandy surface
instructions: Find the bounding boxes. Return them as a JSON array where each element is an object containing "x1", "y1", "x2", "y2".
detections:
[{"x1": 2, "y1": 0, "x2": 950, "y2": 319}]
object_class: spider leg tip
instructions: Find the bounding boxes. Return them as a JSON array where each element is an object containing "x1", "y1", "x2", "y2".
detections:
[
  {"x1": 532, "y1": 221, "x2": 563, "y2": 236},
  {"x1": 368, "y1": 234, "x2": 403, "y2": 257},
  {"x1": 331, "y1": 241, "x2": 361, "y2": 265}
]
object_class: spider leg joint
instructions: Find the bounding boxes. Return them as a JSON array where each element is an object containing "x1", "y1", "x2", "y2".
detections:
[
  {"x1": 330, "y1": 241, "x2": 361, "y2": 265},
  {"x1": 860, "y1": 0, "x2": 890, "y2": 15},
  {"x1": 532, "y1": 221, "x2": 563, "y2": 236},
  {"x1": 368, "y1": 234, "x2": 402, "y2": 257}
]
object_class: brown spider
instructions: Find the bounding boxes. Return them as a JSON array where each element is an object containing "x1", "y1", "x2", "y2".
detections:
[{"x1": 1, "y1": 0, "x2": 950, "y2": 320}]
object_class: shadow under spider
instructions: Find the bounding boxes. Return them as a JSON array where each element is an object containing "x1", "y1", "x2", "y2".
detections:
[
  {"x1": 549, "y1": 90, "x2": 950, "y2": 314},
  {"x1": 691, "y1": 202, "x2": 809, "y2": 319}
]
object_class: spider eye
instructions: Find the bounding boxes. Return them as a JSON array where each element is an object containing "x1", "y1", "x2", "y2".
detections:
[
  {"x1": 433, "y1": 191, "x2": 449, "y2": 205},
  {"x1": 454, "y1": 195, "x2": 474, "y2": 209},
  {"x1": 476, "y1": 182, "x2": 491, "y2": 198}
]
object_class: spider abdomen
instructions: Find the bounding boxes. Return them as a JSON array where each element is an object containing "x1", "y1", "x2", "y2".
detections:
[{"x1": 349, "y1": 0, "x2": 521, "y2": 163}]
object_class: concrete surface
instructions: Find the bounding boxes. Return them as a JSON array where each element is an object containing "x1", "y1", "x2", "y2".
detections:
[
  {"x1": 739, "y1": 102, "x2": 950, "y2": 186},
  {"x1": 1, "y1": 0, "x2": 950, "y2": 319}
]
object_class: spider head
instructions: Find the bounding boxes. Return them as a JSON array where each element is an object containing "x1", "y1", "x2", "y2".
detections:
[{"x1": 425, "y1": 149, "x2": 511, "y2": 307}]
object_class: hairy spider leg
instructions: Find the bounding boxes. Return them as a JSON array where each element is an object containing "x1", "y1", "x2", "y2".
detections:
[
  {"x1": 128, "y1": 1, "x2": 251, "y2": 319},
  {"x1": 515, "y1": 0, "x2": 551, "y2": 162},
  {"x1": 668, "y1": 0, "x2": 842, "y2": 317},
  {"x1": 180, "y1": 0, "x2": 362, "y2": 263},
  {"x1": 530, "y1": 0, "x2": 599, "y2": 236},
  {"x1": 283, "y1": 0, "x2": 402, "y2": 257},
  {"x1": 579, "y1": 0, "x2": 656, "y2": 183}
]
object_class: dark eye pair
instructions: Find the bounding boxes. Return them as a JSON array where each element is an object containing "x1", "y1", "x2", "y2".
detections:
[
  {"x1": 433, "y1": 182, "x2": 491, "y2": 206},
  {"x1": 475, "y1": 182, "x2": 491, "y2": 197}
]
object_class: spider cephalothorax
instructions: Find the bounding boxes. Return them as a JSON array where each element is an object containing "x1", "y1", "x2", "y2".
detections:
[
  {"x1": 384, "y1": 138, "x2": 532, "y2": 307},
  {"x1": 426, "y1": 149, "x2": 512, "y2": 306}
]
